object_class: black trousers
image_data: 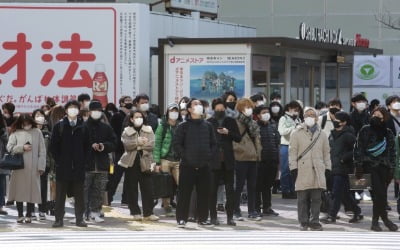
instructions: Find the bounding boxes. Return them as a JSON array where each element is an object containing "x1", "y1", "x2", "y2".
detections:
[
  {"x1": 55, "y1": 180, "x2": 85, "y2": 222},
  {"x1": 256, "y1": 161, "x2": 278, "y2": 212},
  {"x1": 176, "y1": 166, "x2": 210, "y2": 223},
  {"x1": 209, "y1": 163, "x2": 234, "y2": 220},
  {"x1": 125, "y1": 157, "x2": 154, "y2": 217},
  {"x1": 16, "y1": 202, "x2": 34, "y2": 217},
  {"x1": 38, "y1": 173, "x2": 48, "y2": 213},
  {"x1": 107, "y1": 152, "x2": 128, "y2": 203},
  {"x1": 370, "y1": 167, "x2": 389, "y2": 221},
  {"x1": 234, "y1": 161, "x2": 257, "y2": 214}
]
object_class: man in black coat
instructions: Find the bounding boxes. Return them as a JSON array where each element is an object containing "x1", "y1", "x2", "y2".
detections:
[
  {"x1": 51, "y1": 100, "x2": 89, "y2": 227},
  {"x1": 84, "y1": 101, "x2": 117, "y2": 222},
  {"x1": 255, "y1": 105, "x2": 280, "y2": 217},
  {"x1": 321, "y1": 112, "x2": 362, "y2": 224},
  {"x1": 207, "y1": 98, "x2": 241, "y2": 226},
  {"x1": 107, "y1": 96, "x2": 133, "y2": 205},
  {"x1": 173, "y1": 98, "x2": 216, "y2": 228}
]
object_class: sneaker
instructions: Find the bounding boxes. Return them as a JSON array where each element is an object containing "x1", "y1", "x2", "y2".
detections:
[
  {"x1": 132, "y1": 215, "x2": 143, "y2": 221},
  {"x1": 263, "y1": 208, "x2": 279, "y2": 216},
  {"x1": 76, "y1": 220, "x2": 88, "y2": 227},
  {"x1": 39, "y1": 212, "x2": 46, "y2": 220},
  {"x1": 69, "y1": 218, "x2": 76, "y2": 224},
  {"x1": 300, "y1": 223, "x2": 308, "y2": 231},
  {"x1": 234, "y1": 213, "x2": 244, "y2": 221},
  {"x1": 198, "y1": 221, "x2": 212, "y2": 226},
  {"x1": 17, "y1": 217, "x2": 25, "y2": 224},
  {"x1": 30, "y1": 214, "x2": 37, "y2": 221},
  {"x1": 90, "y1": 213, "x2": 105, "y2": 223},
  {"x1": 143, "y1": 215, "x2": 159, "y2": 221},
  {"x1": 362, "y1": 192, "x2": 371, "y2": 201},
  {"x1": 309, "y1": 223, "x2": 323, "y2": 231},
  {"x1": 177, "y1": 220, "x2": 186, "y2": 228},
  {"x1": 25, "y1": 217, "x2": 32, "y2": 224},
  {"x1": 355, "y1": 192, "x2": 362, "y2": 200},
  {"x1": 227, "y1": 219, "x2": 236, "y2": 226},
  {"x1": 349, "y1": 214, "x2": 364, "y2": 223},
  {"x1": 210, "y1": 218, "x2": 220, "y2": 225},
  {"x1": 248, "y1": 213, "x2": 262, "y2": 221},
  {"x1": 52, "y1": 220, "x2": 64, "y2": 228},
  {"x1": 0, "y1": 208, "x2": 8, "y2": 215},
  {"x1": 321, "y1": 216, "x2": 336, "y2": 224}
]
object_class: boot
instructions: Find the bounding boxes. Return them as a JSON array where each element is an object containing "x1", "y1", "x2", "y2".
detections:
[
  {"x1": 382, "y1": 218, "x2": 399, "y2": 232},
  {"x1": 371, "y1": 219, "x2": 382, "y2": 232},
  {"x1": 349, "y1": 213, "x2": 364, "y2": 223}
]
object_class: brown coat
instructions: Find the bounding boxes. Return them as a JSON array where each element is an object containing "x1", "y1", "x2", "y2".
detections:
[
  {"x1": 289, "y1": 124, "x2": 331, "y2": 191},
  {"x1": 7, "y1": 128, "x2": 46, "y2": 203},
  {"x1": 232, "y1": 120, "x2": 262, "y2": 162},
  {"x1": 118, "y1": 125, "x2": 155, "y2": 168}
]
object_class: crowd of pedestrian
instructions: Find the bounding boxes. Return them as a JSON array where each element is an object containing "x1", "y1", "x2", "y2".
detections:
[{"x1": 0, "y1": 91, "x2": 400, "y2": 232}]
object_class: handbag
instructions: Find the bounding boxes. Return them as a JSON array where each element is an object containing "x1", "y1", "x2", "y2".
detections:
[
  {"x1": 151, "y1": 172, "x2": 174, "y2": 199},
  {"x1": 139, "y1": 152, "x2": 154, "y2": 173},
  {"x1": 0, "y1": 152, "x2": 24, "y2": 170}
]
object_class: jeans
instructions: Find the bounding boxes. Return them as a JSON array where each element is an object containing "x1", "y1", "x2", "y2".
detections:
[
  {"x1": 234, "y1": 161, "x2": 257, "y2": 215},
  {"x1": 280, "y1": 145, "x2": 294, "y2": 193},
  {"x1": 329, "y1": 175, "x2": 361, "y2": 217},
  {"x1": 297, "y1": 189, "x2": 322, "y2": 225}
]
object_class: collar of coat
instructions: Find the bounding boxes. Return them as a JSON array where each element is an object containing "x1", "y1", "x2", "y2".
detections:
[
  {"x1": 124, "y1": 125, "x2": 152, "y2": 136},
  {"x1": 297, "y1": 123, "x2": 321, "y2": 134}
]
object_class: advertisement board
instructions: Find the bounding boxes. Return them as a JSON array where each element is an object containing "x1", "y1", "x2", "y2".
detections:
[
  {"x1": 353, "y1": 55, "x2": 391, "y2": 87},
  {"x1": 0, "y1": 3, "x2": 149, "y2": 112}
]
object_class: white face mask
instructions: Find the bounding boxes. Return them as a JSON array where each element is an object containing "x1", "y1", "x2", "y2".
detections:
[
  {"x1": 293, "y1": 111, "x2": 299, "y2": 117},
  {"x1": 181, "y1": 115, "x2": 186, "y2": 120},
  {"x1": 90, "y1": 111, "x2": 102, "y2": 120},
  {"x1": 3, "y1": 113, "x2": 10, "y2": 119},
  {"x1": 180, "y1": 102, "x2": 187, "y2": 110},
  {"x1": 392, "y1": 102, "x2": 400, "y2": 110},
  {"x1": 243, "y1": 108, "x2": 253, "y2": 117},
  {"x1": 169, "y1": 111, "x2": 179, "y2": 120},
  {"x1": 256, "y1": 101, "x2": 265, "y2": 107},
  {"x1": 24, "y1": 125, "x2": 32, "y2": 130},
  {"x1": 271, "y1": 106, "x2": 280, "y2": 114},
  {"x1": 192, "y1": 105, "x2": 204, "y2": 116},
  {"x1": 44, "y1": 110, "x2": 50, "y2": 116},
  {"x1": 140, "y1": 103, "x2": 149, "y2": 112},
  {"x1": 133, "y1": 117, "x2": 143, "y2": 127},
  {"x1": 67, "y1": 108, "x2": 79, "y2": 118},
  {"x1": 261, "y1": 113, "x2": 271, "y2": 122},
  {"x1": 35, "y1": 116, "x2": 45, "y2": 125},
  {"x1": 304, "y1": 117, "x2": 316, "y2": 127},
  {"x1": 356, "y1": 102, "x2": 367, "y2": 111}
]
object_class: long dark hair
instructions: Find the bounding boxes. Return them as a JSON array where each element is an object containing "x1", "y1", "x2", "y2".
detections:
[{"x1": 9, "y1": 113, "x2": 36, "y2": 134}]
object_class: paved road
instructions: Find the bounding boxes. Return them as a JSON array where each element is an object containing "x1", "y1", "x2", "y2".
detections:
[{"x1": 1, "y1": 231, "x2": 400, "y2": 250}]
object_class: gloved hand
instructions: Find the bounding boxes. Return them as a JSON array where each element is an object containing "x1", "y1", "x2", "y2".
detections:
[
  {"x1": 290, "y1": 169, "x2": 298, "y2": 183},
  {"x1": 387, "y1": 168, "x2": 394, "y2": 185},
  {"x1": 355, "y1": 166, "x2": 364, "y2": 179}
]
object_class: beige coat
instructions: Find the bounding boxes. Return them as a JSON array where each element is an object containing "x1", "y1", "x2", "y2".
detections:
[
  {"x1": 7, "y1": 128, "x2": 46, "y2": 203},
  {"x1": 289, "y1": 124, "x2": 331, "y2": 191},
  {"x1": 232, "y1": 120, "x2": 262, "y2": 162},
  {"x1": 118, "y1": 125, "x2": 155, "y2": 168}
]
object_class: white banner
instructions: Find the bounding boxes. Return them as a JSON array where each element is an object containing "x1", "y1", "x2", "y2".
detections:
[
  {"x1": 353, "y1": 55, "x2": 391, "y2": 87},
  {"x1": 166, "y1": 54, "x2": 247, "y2": 105},
  {"x1": 0, "y1": 3, "x2": 148, "y2": 112},
  {"x1": 393, "y1": 56, "x2": 400, "y2": 88}
]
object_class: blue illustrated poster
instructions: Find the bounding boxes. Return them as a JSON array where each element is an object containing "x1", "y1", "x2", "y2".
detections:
[{"x1": 189, "y1": 65, "x2": 245, "y2": 101}]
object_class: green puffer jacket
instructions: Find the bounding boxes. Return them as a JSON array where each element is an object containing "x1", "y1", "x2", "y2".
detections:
[{"x1": 153, "y1": 119, "x2": 174, "y2": 165}]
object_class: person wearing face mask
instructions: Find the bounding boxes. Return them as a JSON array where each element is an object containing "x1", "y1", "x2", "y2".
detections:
[
  {"x1": 269, "y1": 101, "x2": 283, "y2": 124},
  {"x1": 321, "y1": 112, "x2": 363, "y2": 225},
  {"x1": 153, "y1": 103, "x2": 182, "y2": 217},
  {"x1": 350, "y1": 93, "x2": 370, "y2": 136},
  {"x1": 118, "y1": 111, "x2": 159, "y2": 222},
  {"x1": 315, "y1": 101, "x2": 328, "y2": 117},
  {"x1": 232, "y1": 98, "x2": 262, "y2": 221},
  {"x1": 254, "y1": 105, "x2": 280, "y2": 217},
  {"x1": 7, "y1": 114, "x2": 46, "y2": 224},
  {"x1": 134, "y1": 93, "x2": 158, "y2": 132},
  {"x1": 289, "y1": 107, "x2": 331, "y2": 231},
  {"x1": 222, "y1": 91, "x2": 239, "y2": 119},
  {"x1": 200, "y1": 99, "x2": 213, "y2": 120},
  {"x1": 278, "y1": 101, "x2": 302, "y2": 199},
  {"x1": 51, "y1": 100, "x2": 90, "y2": 228},
  {"x1": 78, "y1": 93, "x2": 91, "y2": 111},
  {"x1": 318, "y1": 98, "x2": 342, "y2": 138},
  {"x1": 108, "y1": 96, "x2": 134, "y2": 206},
  {"x1": 83, "y1": 101, "x2": 117, "y2": 223},
  {"x1": 270, "y1": 92, "x2": 282, "y2": 104},
  {"x1": 354, "y1": 107, "x2": 398, "y2": 232},
  {"x1": 31, "y1": 109, "x2": 52, "y2": 220},
  {"x1": 178, "y1": 96, "x2": 190, "y2": 121},
  {"x1": 207, "y1": 98, "x2": 241, "y2": 226},
  {"x1": 173, "y1": 98, "x2": 217, "y2": 228}
]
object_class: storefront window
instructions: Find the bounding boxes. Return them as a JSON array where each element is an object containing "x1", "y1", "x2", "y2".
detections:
[
  {"x1": 325, "y1": 64, "x2": 338, "y2": 103},
  {"x1": 270, "y1": 57, "x2": 285, "y2": 102}
]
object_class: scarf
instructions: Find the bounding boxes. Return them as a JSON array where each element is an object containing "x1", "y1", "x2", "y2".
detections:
[{"x1": 237, "y1": 113, "x2": 259, "y2": 139}]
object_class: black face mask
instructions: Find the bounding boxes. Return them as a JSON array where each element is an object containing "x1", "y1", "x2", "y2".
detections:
[
  {"x1": 370, "y1": 116, "x2": 385, "y2": 129},
  {"x1": 124, "y1": 103, "x2": 133, "y2": 110},
  {"x1": 226, "y1": 102, "x2": 236, "y2": 110},
  {"x1": 333, "y1": 120, "x2": 341, "y2": 129},
  {"x1": 329, "y1": 108, "x2": 340, "y2": 115},
  {"x1": 214, "y1": 111, "x2": 225, "y2": 120}
]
